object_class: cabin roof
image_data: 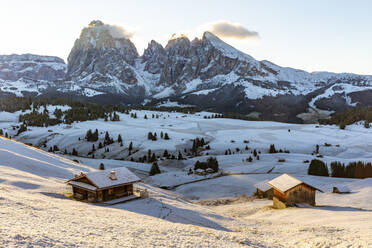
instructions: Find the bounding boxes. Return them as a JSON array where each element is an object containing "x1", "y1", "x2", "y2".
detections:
[
  {"x1": 254, "y1": 180, "x2": 272, "y2": 192},
  {"x1": 69, "y1": 181, "x2": 97, "y2": 191},
  {"x1": 68, "y1": 167, "x2": 141, "y2": 190},
  {"x1": 267, "y1": 174, "x2": 322, "y2": 193}
]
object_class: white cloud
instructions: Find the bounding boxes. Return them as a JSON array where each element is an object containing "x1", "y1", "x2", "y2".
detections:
[
  {"x1": 88, "y1": 20, "x2": 135, "y2": 39},
  {"x1": 202, "y1": 20, "x2": 259, "y2": 40}
]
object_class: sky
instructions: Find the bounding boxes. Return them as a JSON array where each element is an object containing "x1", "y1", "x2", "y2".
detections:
[{"x1": 0, "y1": 0, "x2": 371, "y2": 75}]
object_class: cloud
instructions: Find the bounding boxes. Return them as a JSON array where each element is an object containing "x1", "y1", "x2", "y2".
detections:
[
  {"x1": 207, "y1": 21, "x2": 259, "y2": 40},
  {"x1": 88, "y1": 20, "x2": 135, "y2": 39}
]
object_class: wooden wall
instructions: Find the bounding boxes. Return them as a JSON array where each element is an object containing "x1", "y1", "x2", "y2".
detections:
[{"x1": 273, "y1": 183, "x2": 316, "y2": 208}]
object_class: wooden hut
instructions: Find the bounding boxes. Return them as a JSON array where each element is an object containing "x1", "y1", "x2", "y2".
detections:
[
  {"x1": 267, "y1": 174, "x2": 323, "y2": 209},
  {"x1": 254, "y1": 180, "x2": 273, "y2": 199},
  {"x1": 67, "y1": 167, "x2": 141, "y2": 203}
]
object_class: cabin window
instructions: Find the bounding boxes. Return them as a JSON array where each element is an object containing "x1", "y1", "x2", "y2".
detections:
[{"x1": 108, "y1": 188, "x2": 114, "y2": 195}]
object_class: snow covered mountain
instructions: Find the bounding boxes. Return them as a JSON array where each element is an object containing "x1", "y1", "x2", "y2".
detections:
[
  {"x1": 2, "y1": 20, "x2": 372, "y2": 122},
  {"x1": 0, "y1": 54, "x2": 66, "y2": 97}
]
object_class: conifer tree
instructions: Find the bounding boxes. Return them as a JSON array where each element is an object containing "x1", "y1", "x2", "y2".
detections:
[
  {"x1": 163, "y1": 150, "x2": 169, "y2": 157},
  {"x1": 178, "y1": 151, "x2": 183, "y2": 160},
  {"x1": 149, "y1": 162, "x2": 161, "y2": 176}
]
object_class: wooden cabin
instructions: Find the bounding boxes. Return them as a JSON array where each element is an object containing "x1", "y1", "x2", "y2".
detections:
[
  {"x1": 67, "y1": 167, "x2": 141, "y2": 203},
  {"x1": 254, "y1": 180, "x2": 273, "y2": 199},
  {"x1": 267, "y1": 174, "x2": 323, "y2": 209}
]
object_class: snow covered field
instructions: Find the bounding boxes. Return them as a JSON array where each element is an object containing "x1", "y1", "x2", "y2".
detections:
[{"x1": 0, "y1": 110, "x2": 372, "y2": 247}]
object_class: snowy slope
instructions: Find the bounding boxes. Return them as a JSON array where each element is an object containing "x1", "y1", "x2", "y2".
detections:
[
  {"x1": 0, "y1": 136, "x2": 92, "y2": 179},
  {"x1": 0, "y1": 115, "x2": 372, "y2": 247}
]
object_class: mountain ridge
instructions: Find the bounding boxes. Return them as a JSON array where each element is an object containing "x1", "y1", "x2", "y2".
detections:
[{"x1": 1, "y1": 20, "x2": 372, "y2": 122}]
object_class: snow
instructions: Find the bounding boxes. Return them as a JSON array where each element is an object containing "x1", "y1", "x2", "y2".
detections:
[
  {"x1": 182, "y1": 78, "x2": 203, "y2": 94},
  {"x1": 1, "y1": 110, "x2": 372, "y2": 247},
  {"x1": 157, "y1": 100, "x2": 193, "y2": 107},
  {"x1": 68, "y1": 181, "x2": 97, "y2": 191},
  {"x1": 267, "y1": 173, "x2": 311, "y2": 193},
  {"x1": 309, "y1": 83, "x2": 372, "y2": 109},
  {"x1": 78, "y1": 166, "x2": 140, "y2": 189},
  {"x1": 204, "y1": 32, "x2": 256, "y2": 62},
  {"x1": 153, "y1": 87, "x2": 175, "y2": 99},
  {"x1": 254, "y1": 179, "x2": 272, "y2": 192}
]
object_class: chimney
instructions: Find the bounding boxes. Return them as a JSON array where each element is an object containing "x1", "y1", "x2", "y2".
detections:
[{"x1": 109, "y1": 171, "x2": 117, "y2": 180}]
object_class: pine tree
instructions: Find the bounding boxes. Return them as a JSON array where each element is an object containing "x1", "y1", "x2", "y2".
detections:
[
  {"x1": 308, "y1": 159, "x2": 329, "y2": 177},
  {"x1": 112, "y1": 112, "x2": 120, "y2": 121},
  {"x1": 178, "y1": 151, "x2": 183, "y2": 160},
  {"x1": 253, "y1": 149, "x2": 257, "y2": 157},
  {"x1": 92, "y1": 144, "x2": 96, "y2": 152},
  {"x1": 160, "y1": 131, "x2": 164, "y2": 139},
  {"x1": 99, "y1": 163, "x2": 105, "y2": 170},
  {"x1": 150, "y1": 153, "x2": 156, "y2": 163},
  {"x1": 364, "y1": 120, "x2": 370, "y2": 129},
  {"x1": 129, "y1": 141, "x2": 133, "y2": 151},
  {"x1": 85, "y1": 129, "x2": 93, "y2": 141},
  {"x1": 72, "y1": 148, "x2": 78, "y2": 156},
  {"x1": 149, "y1": 162, "x2": 161, "y2": 176},
  {"x1": 118, "y1": 134, "x2": 122, "y2": 143},
  {"x1": 269, "y1": 144, "x2": 277, "y2": 153},
  {"x1": 93, "y1": 129, "x2": 99, "y2": 141},
  {"x1": 163, "y1": 150, "x2": 169, "y2": 157},
  {"x1": 164, "y1": 133, "x2": 170, "y2": 140}
]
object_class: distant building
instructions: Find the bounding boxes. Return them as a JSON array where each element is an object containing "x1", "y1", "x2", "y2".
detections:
[
  {"x1": 267, "y1": 174, "x2": 323, "y2": 209},
  {"x1": 67, "y1": 167, "x2": 141, "y2": 203},
  {"x1": 254, "y1": 180, "x2": 273, "y2": 199}
]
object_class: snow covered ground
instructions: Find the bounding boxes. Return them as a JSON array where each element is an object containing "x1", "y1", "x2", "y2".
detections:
[{"x1": 0, "y1": 110, "x2": 372, "y2": 247}]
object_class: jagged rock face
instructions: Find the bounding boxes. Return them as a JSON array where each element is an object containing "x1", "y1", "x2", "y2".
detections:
[
  {"x1": 66, "y1": 20, "x2": 139, "y2": 91},
  {"x1": 142, "y1": 40, "x2": 166, "y2": 74},
  {"x1": 0, "y1": 54, "x2": 66, "y2": 81},
  {"x1": 141, "y1": 32, "x2": 272, "y2": 91},
  {"x1": 2, "y1": 21, "x2": 372, "y2": 123}
]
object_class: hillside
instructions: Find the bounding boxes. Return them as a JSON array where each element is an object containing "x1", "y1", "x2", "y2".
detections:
[{"x1": 0, "y1": 124, "x2": 371, "y2": 247}]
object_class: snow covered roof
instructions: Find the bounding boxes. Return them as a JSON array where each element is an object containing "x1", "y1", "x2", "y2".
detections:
[
  {"x1": 68, "y1": 181, "x2": 97, "y2": 191},
  {"x1": 68, "y1": 167, "x2": 141, "y2": 190},
  {"x1": 254, "y1": 180, "x2": 272, "y2": 192},
  {"x1": 267, "y1": 174, "x2": 321, "y2": 193}
]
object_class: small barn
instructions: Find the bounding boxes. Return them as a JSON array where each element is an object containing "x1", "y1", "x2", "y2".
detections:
[
  {"x1": 267, "y1": 174, "x2": 323, "y2": 209},
  {"x1": 67, "y1": 167, "x2": 141, "y2": 203},
  {"x1": 254, "y1": 180, "x2": 273, "y2": 199}
]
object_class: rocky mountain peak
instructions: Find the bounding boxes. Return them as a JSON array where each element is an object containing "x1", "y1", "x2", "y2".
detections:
[
  {"x1": 88, "y1": 20, "x2": 104, "y2": 27},
  {"x1": 0, "y1": 53, "x2": 66, "y2": 82},
  {"x1": 142, "y1": 40, "x2": 166, "y2": 74},
  {"x1": 66, "y1": 21, "x2": 139, "y2": 88}
]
